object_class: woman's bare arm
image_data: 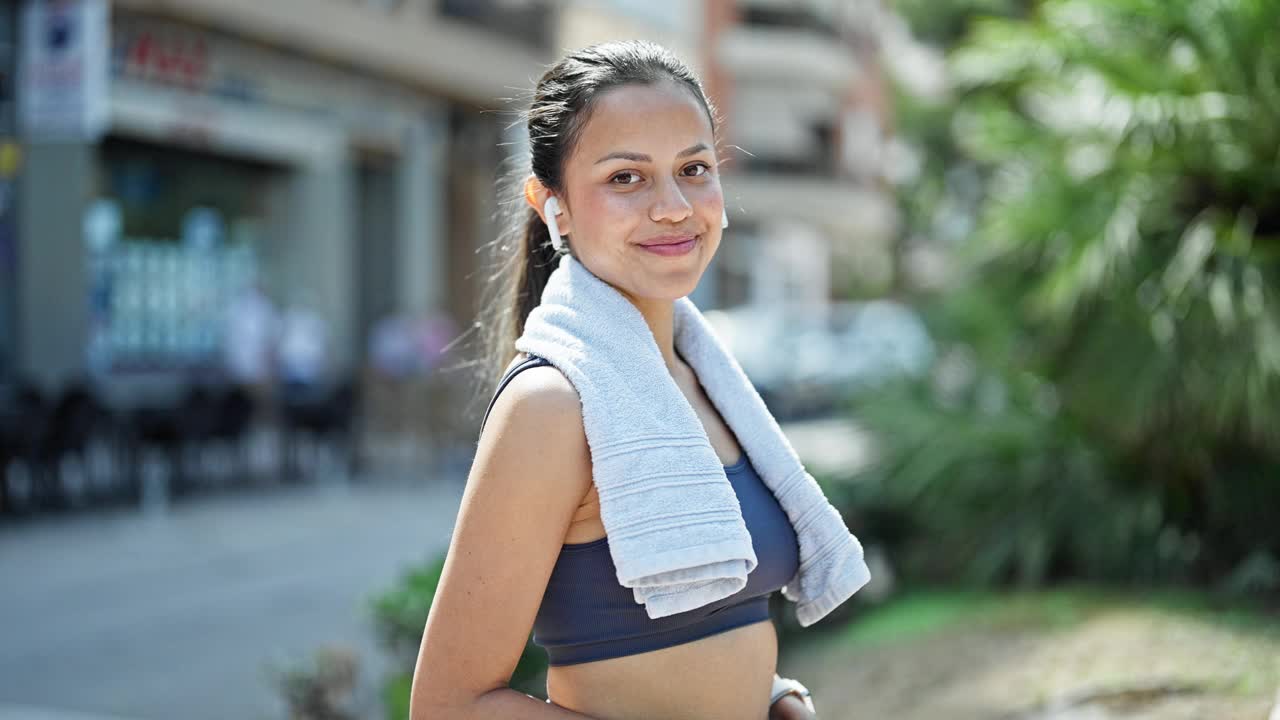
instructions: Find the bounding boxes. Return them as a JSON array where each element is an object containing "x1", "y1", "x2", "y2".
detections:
[{"x1": 409, "y1": 365, "x2": 599, "y2": 719}]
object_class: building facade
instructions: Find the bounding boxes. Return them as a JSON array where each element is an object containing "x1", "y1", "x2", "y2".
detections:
[
  {"x1": 11, "y1": 0, "x2": 553, "y2": 389},
  {"x1": 0, "y1": 4, "x2": 17, "y2": 383},
  {"x1": 710, "y1": 0, "x2": 898, "y2": 309},
  {"x1": 6, "y1": 0, "x2": 896, "y2": 392}
]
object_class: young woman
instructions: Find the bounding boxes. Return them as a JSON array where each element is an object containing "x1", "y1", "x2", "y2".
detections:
[{"x1": 410, "y1": 40, "x2": 818, "y2": 720}]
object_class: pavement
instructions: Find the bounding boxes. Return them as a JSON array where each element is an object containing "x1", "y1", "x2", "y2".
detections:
[
  {"x1": 0, "y1": 463, "x2": 465, "y2": 720},
  {"x1": 0, "y1": 417, "x2": 870, "y2": 720}
]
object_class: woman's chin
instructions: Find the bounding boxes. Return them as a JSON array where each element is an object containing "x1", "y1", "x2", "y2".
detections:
[
  {"x1": 628, "y1": 277, "x2": 702, "y2": 303},
  {"x1": 663, "y1": 276, "x2": 706, "y2": 301}
]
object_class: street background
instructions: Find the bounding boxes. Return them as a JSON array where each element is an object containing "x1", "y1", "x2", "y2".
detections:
[{"x1": 2, "y1": 1, "x2": 1278, "y2": 719}]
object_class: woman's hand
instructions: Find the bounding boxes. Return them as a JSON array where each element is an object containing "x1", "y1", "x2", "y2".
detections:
[{"x1": 769, "y1": 693, "x2": 817, "y2": 720}]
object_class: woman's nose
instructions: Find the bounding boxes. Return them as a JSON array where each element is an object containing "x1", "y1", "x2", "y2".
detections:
[{"x1": 649, "y1": 177, "x2": 693, "y2": 223}]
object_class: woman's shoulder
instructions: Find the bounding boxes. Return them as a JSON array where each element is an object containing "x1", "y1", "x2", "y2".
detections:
[
  {"x1": 503, "y1": 351, "x2": 547, "y2": 374},
  {"x1": 488, "y1": 352, "x2": 582, "y2": 439},
  {"x1": 505, "y1": 353, "x2": 571, "y2": 395},
  {"x1": 481, "y1": 353, "x2": 591, "y2": 495},
  {"x1": 500, "y1": 352, "x2": 569, "y2": 397}
]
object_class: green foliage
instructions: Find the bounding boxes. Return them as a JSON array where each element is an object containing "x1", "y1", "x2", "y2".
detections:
[
  {"x1": 838, "y1": 584, "x2": 1280, "y2": 647},
  {"x1": 381, "y1": 673, "x2": 412, "y2": 720},
  {"x1": 370, "y1": 550, "x2": 551, "y2": 719},
  {"x1": 862, "y1": 0, "x2": 1280, "y2": 596},
  {"x1": 889, "y1": 0, "x2": 1032, "y2": 47},
  {"x1": 948, "y1": 0, "x2": 1280, "y2": 466},
  {"x1": 849, "y1": 361, "x2": 1199, "y2": 587},
  {"x1": 370, "y1": 553, "x2": 449, "y2": 671}
]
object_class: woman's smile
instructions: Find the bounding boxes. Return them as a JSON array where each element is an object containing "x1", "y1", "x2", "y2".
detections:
[{"x1": 637, "y1": 234, "x2": 700, "y2": 257}]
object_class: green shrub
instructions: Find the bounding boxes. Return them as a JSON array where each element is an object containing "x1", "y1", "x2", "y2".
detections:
[
  {"x1": 857, "y1": 0, "x2": 1280, "y2": 599},
  {"x1": 841, "y1": 358, "x2": 1200, "y2": 589}
]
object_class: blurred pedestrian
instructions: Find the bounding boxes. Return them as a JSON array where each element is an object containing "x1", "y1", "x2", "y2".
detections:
[
  {"x1": 278, "y1": 302, "x2": 329, "y2": 392},
  {"x1": 225, "y1": 280, "x2": 279, "y2": 390},
  {"x1": 369, "y1": 310, "x2": 459, "y2": 380}
]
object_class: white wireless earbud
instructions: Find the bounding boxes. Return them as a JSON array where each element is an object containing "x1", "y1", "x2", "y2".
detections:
[
  {"x1": 544, "y1": 196, "x2": 565, "y2": 252},
  {"x1": 721, "y1": 207, "x2": 729, "y2": 230}
]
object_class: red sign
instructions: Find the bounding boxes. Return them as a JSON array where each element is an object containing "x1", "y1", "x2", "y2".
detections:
[{"x1": 115, "y1": 27, "x2": 210, "y2": 91}]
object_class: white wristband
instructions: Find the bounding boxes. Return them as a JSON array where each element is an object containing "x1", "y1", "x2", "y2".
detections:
[{"x1": 770, "y1": 675, "x2": 815, "y2": 712}]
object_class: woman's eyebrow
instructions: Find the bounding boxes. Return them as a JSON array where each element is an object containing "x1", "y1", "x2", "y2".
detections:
[{"x1": 594, "y1": 142, "x2": 711, "y2": 165}]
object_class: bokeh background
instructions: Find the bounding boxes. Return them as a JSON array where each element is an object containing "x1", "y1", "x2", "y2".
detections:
[{"x1": 1, "y1": 1, "x2": 1277, "y2": 719}]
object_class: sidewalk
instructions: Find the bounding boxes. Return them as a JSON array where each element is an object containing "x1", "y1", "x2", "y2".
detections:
[
  {"x1": 0, "y1": 417, "x2": 867, "y2": 720},
  {"x1": 0, "y1": 468, "x2": 464, "y2": 720},
  {"x1": 0, "y1": 706, "x2": 144, "y2": 720}
]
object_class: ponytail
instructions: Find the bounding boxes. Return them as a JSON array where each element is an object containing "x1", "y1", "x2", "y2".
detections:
[
  {"x1": 507, "y1": 208, "x2": 562, "y2": 367},
  {"x1": 472, "y1": 163, "x2": 564, "y2": 401}
]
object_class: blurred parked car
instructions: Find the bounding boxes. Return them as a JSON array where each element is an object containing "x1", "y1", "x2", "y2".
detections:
[{"x1": 704, "y1": 301, "x2": 934, "y2": 419}]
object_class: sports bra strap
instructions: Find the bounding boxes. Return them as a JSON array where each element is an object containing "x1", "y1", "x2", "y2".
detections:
[{"x1": 479, "y1": 354, "x2": 552, "y2": 435}]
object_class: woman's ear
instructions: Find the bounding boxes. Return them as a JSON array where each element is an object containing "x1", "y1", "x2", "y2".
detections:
[
  {"x1": 523, "y1": 175, "x2": 546, "y2": 221},
  {"x1": 524, "y1": 175, "x2": 571, "y2": 236}
]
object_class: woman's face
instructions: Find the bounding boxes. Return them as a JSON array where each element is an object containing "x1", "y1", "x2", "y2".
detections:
[{"x1": 531, "y1": 80, "x2": 724, "y2": 304}]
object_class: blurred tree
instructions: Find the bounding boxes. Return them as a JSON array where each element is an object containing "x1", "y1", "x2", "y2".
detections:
[
  {"x1": 856, "y1": 0, "x2": 1280, "y2": 592},
  {"x1": 882, "y1": 0, "x2": 1030, "y2": 293},
  {"x1": 952, "y1": 0, "x2": 1280, "y2": 559},
  {"x1": 891, "y1": 0, "x2": 1030, "y2": 47}
]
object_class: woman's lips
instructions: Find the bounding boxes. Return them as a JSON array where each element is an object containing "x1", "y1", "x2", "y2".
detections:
[{"x1": 638, "y1": 235, "x2": 699, "y2": 256}]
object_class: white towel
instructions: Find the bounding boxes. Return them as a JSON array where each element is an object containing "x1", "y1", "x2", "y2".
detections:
[{"x1": 513, "y1": 253, "x2": 871, "y2": 626}]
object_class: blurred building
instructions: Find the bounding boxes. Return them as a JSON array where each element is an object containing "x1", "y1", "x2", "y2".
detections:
[
  {"x1": 710, "y1": 0, "x2": 898, "y2": 309},
  {"x1": 5, "y1": 0, "x2": 896, "y2": 392},
  {"x1": 0, "y1": 4, "x2": 16, "y2": 383},
  {"x1": 10, "y1": 0, "x2": 554, "y2": 390}
]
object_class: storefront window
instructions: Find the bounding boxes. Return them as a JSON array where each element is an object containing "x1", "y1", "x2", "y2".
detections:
[{"x1": 89, "y1": 137, "x2": 280, "y2": 373}]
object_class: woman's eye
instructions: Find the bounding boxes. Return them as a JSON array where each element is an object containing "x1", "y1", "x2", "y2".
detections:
[{"x1": 612, "y1": 164, "x2": 711, "y2": 185}]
